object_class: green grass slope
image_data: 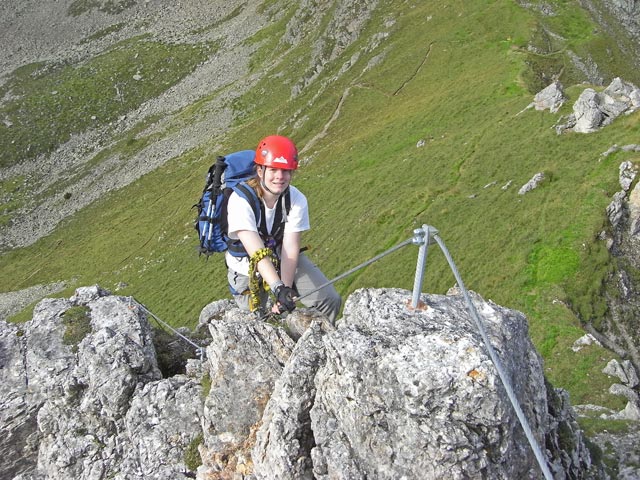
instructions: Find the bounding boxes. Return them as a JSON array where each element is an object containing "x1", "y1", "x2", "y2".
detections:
[{"x1": 1, "y1": 0, "x2": 639, "y2": 418}]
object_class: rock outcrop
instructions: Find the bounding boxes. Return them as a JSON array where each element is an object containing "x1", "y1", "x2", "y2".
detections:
[
  {"x1": 0, "y1": 286, "x2": 203, "y2": 480},
  {"x1": 533, "y1": 81, "x2": 567, "y2": 113},
  {"x1": 1, "y1": 286, "x2": 602, "y2": 479},
  {"x1": 604, "y1": 161, "x2": 640, "y2": 371},
  {"x1": 552, "y1": 77, "x2": 640, "y2": 134},
  {"x1": 602, "y1": 359, "x2": 640, "y2": 421},
  {"x1": 518, "y1": 172, "x2": 545, "y2": 195}
]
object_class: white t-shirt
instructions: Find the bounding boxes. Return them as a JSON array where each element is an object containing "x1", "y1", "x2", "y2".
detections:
[{"x1": 225, "y1": 185, "x2": 310, "y2": 275}]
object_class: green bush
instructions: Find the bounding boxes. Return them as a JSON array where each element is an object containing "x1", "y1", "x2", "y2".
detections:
[
  {"x1": 62, "y1": 306, "x2": 92, "y2": 353},
  {"x1": 183, "y1": 434, "x2": 203, "y2": 471}
]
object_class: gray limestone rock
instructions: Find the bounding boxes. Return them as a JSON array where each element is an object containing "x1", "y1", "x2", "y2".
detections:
[
  {"x1": 572, "y1": 78, "x2": 640, "y2": 133},
  {"x1": 619, "y1": 161, "x2": 638, "y2": 192},
  {"x1": 2, "y1": 287, "x2": 601, "y2": 479},
  {"x1": 306, "y1": 288, "x2": 593, "y2": 479},
  {"x1": 573, "y1": 88, "x2": 605, "y2": 133},
  {"x1": 604, "y1": 77, "x2": 640, "y2": 109},
  {"x1": 603, "y1": 358, "x2": 640, "y2": 388},
  {"x1": 197, "y1": 306, "x2": 296, "y2": 478},
  {"x1": 607, "y1": 190, "x2": 628, "y2": 230},
  {"x1": 252, "y1": 319, "x2": 330, "y2": 480},
  {"x1": 629, "y1": 181, "x2": 640, "y2": 237},
  {"x1": 518, "y1": 172, "x2": 545, "y2": 195},
  {"x1": 1, "y1": 288, "x2": 203, "y2": 480},
  {"x1": 533, "y1": 81, "x2": 567, "y2": 113}
]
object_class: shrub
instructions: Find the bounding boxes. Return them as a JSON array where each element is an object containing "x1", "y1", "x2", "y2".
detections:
[
  {"x1": 183, "y1": 434, "x2": 203, "y2": 472},
  {"x1": 62, "y1": 306, "x2": 92, "y2": 353}
]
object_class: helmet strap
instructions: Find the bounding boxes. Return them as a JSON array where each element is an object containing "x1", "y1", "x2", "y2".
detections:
[
  {"x1": 261, "y1": 179, "x2": 279, "y2": 196},
  {"x1": 258, "y1": 166, "x2": 279, "y2": 196}
]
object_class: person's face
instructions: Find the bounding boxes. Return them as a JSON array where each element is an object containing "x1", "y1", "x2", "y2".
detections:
[{"x1": 259, "y1": 166, "x2": 292, "y2": 195}]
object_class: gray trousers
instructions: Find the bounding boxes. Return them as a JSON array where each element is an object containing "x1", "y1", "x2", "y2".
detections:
[{"x1": 227, "y1": 253, "x2": 341, "y2": 323}]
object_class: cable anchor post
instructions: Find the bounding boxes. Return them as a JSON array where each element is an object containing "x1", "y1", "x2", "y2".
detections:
[{"x1": 411, "y1": 225, "x2": 438, "y2": 309}]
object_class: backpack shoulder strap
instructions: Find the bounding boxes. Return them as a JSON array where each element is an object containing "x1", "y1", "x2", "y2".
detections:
[
  {"x1": 284, "y1": 187, "x2": 291, "y2": 215},
  {"x1": 232, "y1": 182, "x2": 262, "y2": 227},
  {"x1": 270, "y1": 187, "x2": 291, "y2": 244},
  {"x1": 227, "y1": 183, "x2": 292, "y2": 255},
  {"x1": 226, "y1": 182, "x2": 264, "y2": 257}
]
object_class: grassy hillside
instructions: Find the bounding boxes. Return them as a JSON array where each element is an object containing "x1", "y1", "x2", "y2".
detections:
[{"x1": 1, "y1": 0, "x2": 639, "y2": 421}]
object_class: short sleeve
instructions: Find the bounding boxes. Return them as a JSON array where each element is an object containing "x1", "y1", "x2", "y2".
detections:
[
  {"x1": 285, "y1": 186, "x2": 310, "y2": 233},
  {"x1": 226, "y1": 191, "x2": 259, "y2": 240}
]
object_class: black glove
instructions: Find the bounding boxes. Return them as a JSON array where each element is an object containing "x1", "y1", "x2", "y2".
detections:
[{"x1": 274, "y1": 285, "x2": 297, "y2": 313}]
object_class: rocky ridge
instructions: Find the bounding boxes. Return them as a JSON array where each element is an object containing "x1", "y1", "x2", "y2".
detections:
[
  {"x1": 602, "y1": 149, "x2": 640, "y2": 381},
  {"x1": 1, "y1": 285, "x2": 604, "y2": 479}
]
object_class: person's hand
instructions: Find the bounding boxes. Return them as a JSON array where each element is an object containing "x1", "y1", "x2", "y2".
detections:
[{"x1": 274, "y1": 285, "x2": 297, "y2": 313}]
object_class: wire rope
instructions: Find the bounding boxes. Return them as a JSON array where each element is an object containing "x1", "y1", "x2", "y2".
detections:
[
  {"x1": 432, "y1": 233, "x2": 554, "y2": 480},
  {"x1": 130, "y1": 297, "x2": 206, "y2": 361}
]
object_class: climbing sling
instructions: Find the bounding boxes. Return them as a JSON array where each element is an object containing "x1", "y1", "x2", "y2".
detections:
[{"x1": 247, "y1": 247, "x2": 280, "y2": 312}]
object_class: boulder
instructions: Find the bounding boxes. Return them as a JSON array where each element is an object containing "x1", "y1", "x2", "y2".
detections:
[
  {"x1": 518, "y1": 172, "x2": 545, "y2": 195},
  {"x1": 533, "y1": 81, "x2": 567, "y2": 113},
  {"x1": 573, "y1": 88, "x2": 606, "y2": 133},
  {"x1": 572, "y1": 78, "x2": 640, "y2": 133},
  {"x1": 602, "y1": 359, "x2": 640, "y2": 421},
  {"x1": 604, "y1": 77, "x2": 640, "y2": 109},
  {"x1": 603, "y1": 359, "x2": 640, "y2": 388},
  {"x1": 302, "y1": 288, "x2": 593, "y2": 479}
]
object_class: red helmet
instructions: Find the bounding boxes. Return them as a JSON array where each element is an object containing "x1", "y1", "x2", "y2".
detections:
[{"x1": 255, "y1": 135, "x2": 299, "y2": 170}]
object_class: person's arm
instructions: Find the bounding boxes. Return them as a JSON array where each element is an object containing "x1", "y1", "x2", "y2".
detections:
[
  {"x1": 236, "y1": 229, "x2": 297, "y2": 313},
  {"x1": 236, "y1": 229, "x2": 281, "y2": 289},
  {"x1": 280, "y1": 231, "x2": 301, "y2": 288}
]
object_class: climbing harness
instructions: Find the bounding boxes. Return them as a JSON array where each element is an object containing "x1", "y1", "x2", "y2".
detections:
[
  {"x1": 294, "y1": 225, "x2": 554, "y2": 480},
  {"x1": 248, "y1": 247, "x2": 279, "y2": 312}
]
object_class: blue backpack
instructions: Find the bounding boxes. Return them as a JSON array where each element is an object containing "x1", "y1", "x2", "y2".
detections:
[{"x1": 194, "y1": 150, "x2": 291, "y2": 257}]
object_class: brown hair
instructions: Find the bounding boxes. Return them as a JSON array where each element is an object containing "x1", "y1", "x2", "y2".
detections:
[{"x1": 246, "y1": 166, "x2": 264, "y2": 200}]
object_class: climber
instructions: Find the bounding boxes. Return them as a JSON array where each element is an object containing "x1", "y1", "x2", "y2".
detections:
[{"x1": 225, "y1": 135, "x2": 341, "y2": 323}]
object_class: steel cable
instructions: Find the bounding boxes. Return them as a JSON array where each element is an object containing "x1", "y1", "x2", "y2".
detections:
[
  {"x1": 130, "y1": 297, "x2": 206, "y2": 361},
  {"x1": 432, "y1": 233, "x2": 554, "y2": 480}
]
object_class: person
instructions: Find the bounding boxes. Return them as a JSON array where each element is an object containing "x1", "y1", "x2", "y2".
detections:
[{"x1": 225, "y1": 135, "x2": 341, "y2": 323}]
